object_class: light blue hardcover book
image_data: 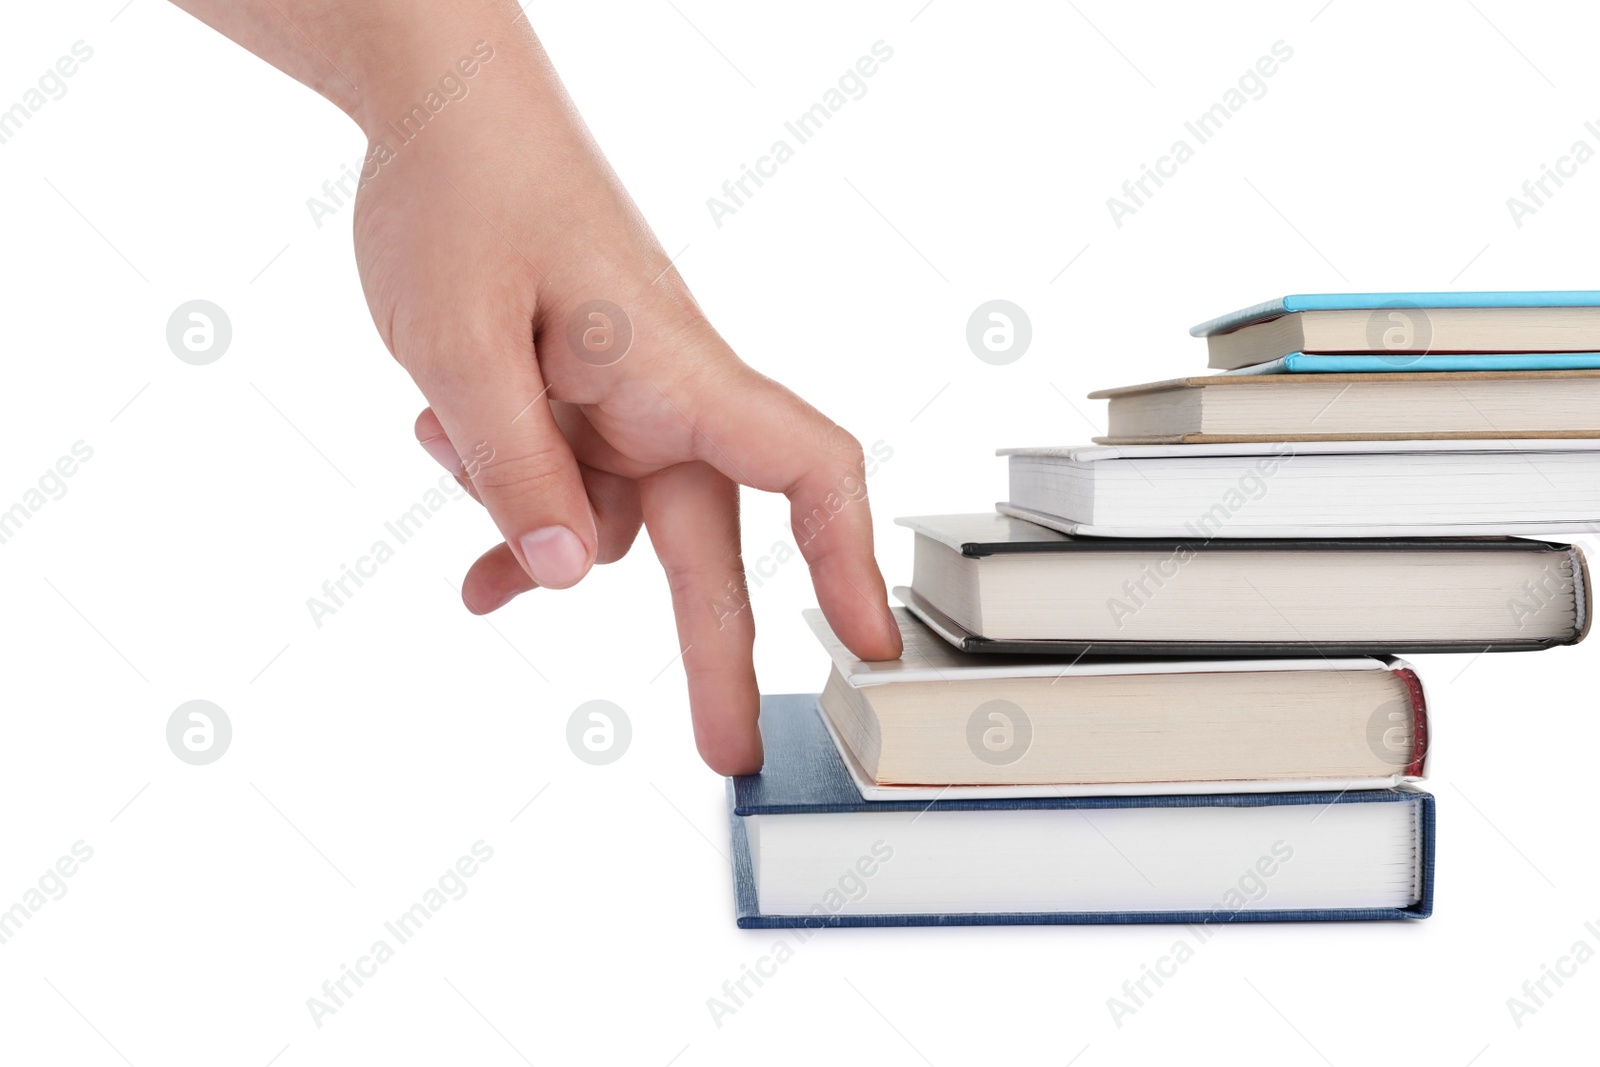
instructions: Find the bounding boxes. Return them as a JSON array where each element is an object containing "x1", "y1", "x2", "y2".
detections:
[
  {"x1": 1193, "y1": 292, "x2": 1600, "y2": 371},
  {"x1": 1191, "y1": 291, "x2": 1600, "y2": 337},
  {"x1": 728, "y1": 695, "x2": 1436, "y2": 928},
  {"x1": 1225, "y1": 351, "x2": 1600, "y2": 375}
]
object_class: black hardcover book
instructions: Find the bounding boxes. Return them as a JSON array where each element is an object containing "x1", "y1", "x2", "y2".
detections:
[{"x1": 895, "y1": 513, "x2": 1590, "y2": 656}]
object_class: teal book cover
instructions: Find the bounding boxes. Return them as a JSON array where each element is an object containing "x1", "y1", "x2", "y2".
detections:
[{"x1": 1192, "y1": 291, "x2": 1600, "y2": 336}]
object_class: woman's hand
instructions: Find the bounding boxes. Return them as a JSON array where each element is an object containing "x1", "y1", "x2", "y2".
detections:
[{"x1": 169, "y1": 0, "x2": 903, "y2": 773}]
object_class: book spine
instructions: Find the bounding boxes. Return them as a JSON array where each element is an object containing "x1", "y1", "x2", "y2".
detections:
[{"x1": 1393, "y1": 667, "x2": 1429, "y2": 780}]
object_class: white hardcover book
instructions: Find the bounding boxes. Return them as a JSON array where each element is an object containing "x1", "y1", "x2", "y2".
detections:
[{"x1": 1000, "y1": 439, "x2": 1600, "y2": 537}]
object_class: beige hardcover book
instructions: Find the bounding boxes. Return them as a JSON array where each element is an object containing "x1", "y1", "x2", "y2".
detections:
[
  {"x1": 805, "y1": 607, "x2": 1428, "y2": 789},
  {"x1": 1089, "y1": 370, "x2": 1600, "y2": 443},
  {"x1": 1207, "y1": 306, "x2": 1600, "y2": 369}
]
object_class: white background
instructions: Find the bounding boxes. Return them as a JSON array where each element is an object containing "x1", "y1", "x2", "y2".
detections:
[{"x1": 3, "y1": 1, "x2": 1599, "y2": 1064}]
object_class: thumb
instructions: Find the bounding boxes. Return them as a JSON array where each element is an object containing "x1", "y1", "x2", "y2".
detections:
[{"x1": 410, "y1": 332, "x2": 597, "y2": 589}]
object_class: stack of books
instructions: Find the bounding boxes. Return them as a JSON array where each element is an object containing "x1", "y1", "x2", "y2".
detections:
[{"x1": 726, "y1": 291, "x2": 1595, "y2": 929}]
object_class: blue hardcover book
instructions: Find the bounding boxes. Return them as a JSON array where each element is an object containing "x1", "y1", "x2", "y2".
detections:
[
  {"x1": 1191, "y1": 291, "x2": 1600, "y2": 337},
  {"x1": 1225, "y1": 352, "x2": 1600, "y2": 375},
  {"x1": 729, "y1": 694, "x2": 1435, "y2": 928},
  {"x1": 1191, "y1": 292, "x2": 1600, "y2": 371}
]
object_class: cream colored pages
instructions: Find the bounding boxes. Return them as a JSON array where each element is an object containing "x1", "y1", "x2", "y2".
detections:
[{"x1": 801, "y1": 607, "x2": 1382, "y2": 688}]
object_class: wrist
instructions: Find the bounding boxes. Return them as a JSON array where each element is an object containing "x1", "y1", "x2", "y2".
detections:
[
  {"x1": 170, "y1": 0, "x2": 545, "y2": 143},
  {"x1": 350, "y1": 38, "x2": 505, "y2": 142},
  {"x1": 339, "y1": 2, "x2": 539, "y2": 140}
]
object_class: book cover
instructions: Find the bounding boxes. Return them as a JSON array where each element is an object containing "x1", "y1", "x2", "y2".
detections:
[
  {"x1": 1090, "y1": 368, "x2": 1600, "y2": 443},
  {"x1": 1191, "y1": 291, "x2": 1600, "y2": 337},
  {"x1": 1225, "y1": 352, "x2": 1600, "y2": 375},
  {"x1": 896, "y1": 510, "x2": 1589, "y2": 655},
  {"x1": 729, "y1": 694, "x2": 1436, "y2": 927},
  {"x1": 806, "y1": 599, "x2": 1430, "y2": 795},
  {"x1": 998, "y1": 439, "x2": 1600, "y2": 539}
]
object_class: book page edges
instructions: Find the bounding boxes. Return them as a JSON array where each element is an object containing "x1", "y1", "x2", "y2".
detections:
[
  {"x1": 817, "y1": 696, "x2": 1425, "y2": 799},
  {"x1": 1572, "y1": 544, "x2": 1593, "y2": 643},
  {"x1": 1095, "y1": 368, "x2": 1600, "y2": 398},
  {"x1": 1094, "y1": 431, "x2": 1600, "y2": 444}
]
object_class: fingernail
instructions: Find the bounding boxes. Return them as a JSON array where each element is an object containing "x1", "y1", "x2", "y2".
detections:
[
  {"x1": 420, "y1": 435, "x2": 461, "y2": 475},
  {"x1": 518, "y1": 526, "x2": 589, "y2": 589}
]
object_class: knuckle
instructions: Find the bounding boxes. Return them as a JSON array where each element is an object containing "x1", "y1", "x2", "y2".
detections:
[
  {"x1": 469, "y1": 441, "x2": 574, "y2": 497},
  {"x1": 824, "y1": 424, "x2": 867, "y2": 468},
  {"x1": 666, "y1": 554, "x2": 746, "y2": 606}
]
